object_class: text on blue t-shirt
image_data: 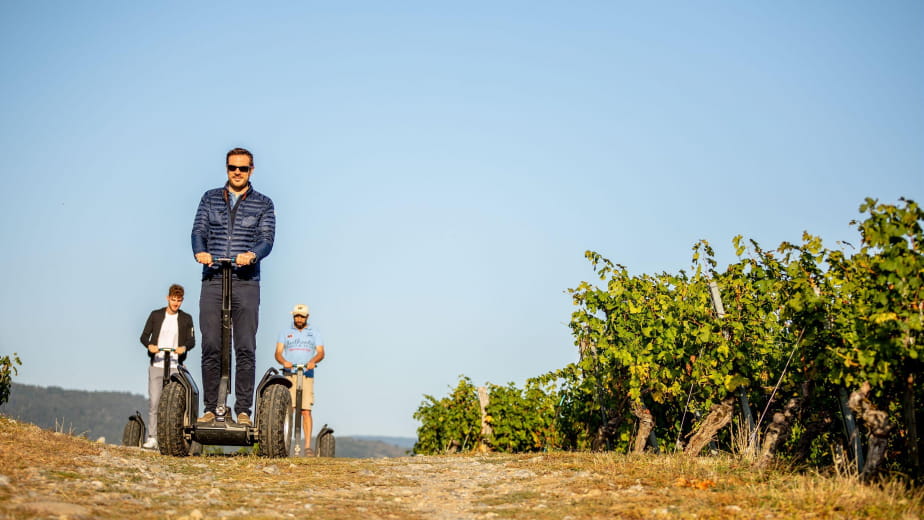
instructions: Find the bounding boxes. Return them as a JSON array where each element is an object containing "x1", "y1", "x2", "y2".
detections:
[{"x1": 278, "y1": 325, "x2": 323, "y2": 377}]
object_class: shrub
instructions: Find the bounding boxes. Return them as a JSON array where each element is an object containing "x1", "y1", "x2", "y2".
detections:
[{"x1": 1, "y1": 353, "x2": 22, "y2": 406}]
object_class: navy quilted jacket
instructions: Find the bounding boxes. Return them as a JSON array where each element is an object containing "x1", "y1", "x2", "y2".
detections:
[{"x1": 191, "y1": 183, "x2": 276, "y2": 281}]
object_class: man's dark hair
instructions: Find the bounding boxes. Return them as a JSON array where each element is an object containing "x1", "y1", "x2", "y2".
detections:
[
  {"x1": 226, "y1": 147, "x2": 254, "y2": 167},
  {"x1": 168, "y1": 284, "x2": 185, "y2": 299}
]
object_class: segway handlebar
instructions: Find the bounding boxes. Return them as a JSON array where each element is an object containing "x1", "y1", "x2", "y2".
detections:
[
  {"x1": 284, "y1": 363, "x2": 317, "y2": 375},
  {"x1": 208, "y1": 256, "x2": 256, "y2": 268}
]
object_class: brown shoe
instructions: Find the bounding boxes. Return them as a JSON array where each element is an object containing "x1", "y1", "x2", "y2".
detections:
[
  {"x1": 237, "y1": 413, "x2": 251, "y2": 426},
  {"x1": 305, "y1": 447, "x2": 314, "y2": 456},
  {"x1": 197, "y1": 411, "x2": 216, "y2": 423}
]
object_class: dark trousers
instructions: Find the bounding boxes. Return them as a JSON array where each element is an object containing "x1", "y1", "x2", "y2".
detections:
[{"x1": 199, "y1": 279, "x2": 260, "y2": 416}]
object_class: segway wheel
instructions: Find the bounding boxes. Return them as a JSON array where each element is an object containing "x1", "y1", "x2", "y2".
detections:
[
  {"x1": 257, "y1": 384, "x2": 291, "y2": 458},
  {"x1": 122, "y1": 415, "x2": 144, "y2": 447},
  {"x1": 317, "y1": 430, "x2": 335, "y2": 457},
  {"x1": 158, "y1": 381, "x2": 191, "y2": 456}
]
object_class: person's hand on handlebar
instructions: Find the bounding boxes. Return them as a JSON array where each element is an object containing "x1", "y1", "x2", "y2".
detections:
[
  {"x1": 195, "y1": 252, "x2": 213, "y2": 265},
  {"x1": 196, "y1": 252, "x2": 255, "y2": 266},
  {"x1": 151, "y1": 345, "x2": 185, "y2": 354},
  {"x1": 235, "y1": 252, "x2": 256, "y2": 266}
]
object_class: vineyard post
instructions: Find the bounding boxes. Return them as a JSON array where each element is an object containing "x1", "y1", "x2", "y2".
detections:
[
  {"x1": 903, "y1": 373, "x2": 920, "y2": 476},
  {"x1": 838, "y1": 387, "x2": 865, "y2": 473},
  {"x1": 709, "y1": 280, "x2": 756, "y2": 452},
  {"x1": 739, "y1": 391, "x2": 756, "y2": 438},
  {"x1": 708, "y1": 281, "x2": 725, "y2": 318},
  {"x1": 648, "y1": 428, "x2": 660, "y2": 453},
  {"x1": 477, "y1": 386, "x2": 492, "y2": 452}
]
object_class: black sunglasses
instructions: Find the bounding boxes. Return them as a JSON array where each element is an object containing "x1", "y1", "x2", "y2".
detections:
[{"x1": 227, "y1": 165, "x2": 252, "y2": 173}]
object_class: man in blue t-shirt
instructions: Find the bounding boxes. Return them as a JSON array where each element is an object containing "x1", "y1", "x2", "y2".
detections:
[{"x1": 274, "y1": 303, "x2": 325, "y2": 455}]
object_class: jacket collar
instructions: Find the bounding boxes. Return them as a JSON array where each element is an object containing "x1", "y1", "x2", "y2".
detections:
[{"x1": 223, "y1": 182, "x2": 252, "y2": 202}]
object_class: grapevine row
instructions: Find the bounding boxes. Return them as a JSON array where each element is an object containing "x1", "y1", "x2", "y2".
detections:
[{"x1": 414, "y1": 198, "x2": 922, "y2": 479}]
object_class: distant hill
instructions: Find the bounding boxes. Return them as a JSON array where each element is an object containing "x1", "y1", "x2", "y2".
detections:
[
  {"x1": 337, "y1": 436, "x2": 413, "y2": 458},
  {"x1": 350, "y1": 435, "x2": 416, "y2": 449},
  {"x1": 1, "y1": 383, "x2": 148, "y2": 443},
  {"x1": 0, "y1": 383, "x2": 415, "y2": 457}
]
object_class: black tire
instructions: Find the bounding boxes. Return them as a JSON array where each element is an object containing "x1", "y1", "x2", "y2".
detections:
[
  {"x1": 122, "y1": 417, "x2": 144, "y2": 447},
  {"x1": 257, "y1": 384, "x2": 290, "y2": 458},
  {"x1": 318, "y1": 431, "x2": 335, "y2": 457},
  {"x1": 158, "y1": 381, "x2": 191, "y2": 456}
]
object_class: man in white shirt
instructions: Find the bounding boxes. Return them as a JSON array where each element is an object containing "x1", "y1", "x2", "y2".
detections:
[{"x1": 138, "y1": 284, "x2": 196, "y2": 449}]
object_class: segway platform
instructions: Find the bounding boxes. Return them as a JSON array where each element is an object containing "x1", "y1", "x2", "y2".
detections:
[{"x1": 192, "y1": 419, "x2": 257, "y2": 445}]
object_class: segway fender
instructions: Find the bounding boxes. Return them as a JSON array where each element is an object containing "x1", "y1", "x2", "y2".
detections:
[
  {"x1": 316, "y1": 424, "x2": 335, "y2": 457},
  {"x1": 256, "y1": 367, "x2": 292, "y2": 396},
  {"x1": 168, "y1": 366, "x2": 200, "y2": 422},
  {"x1": 122, "y1": 411, "x2": 146, "y2": 447}
]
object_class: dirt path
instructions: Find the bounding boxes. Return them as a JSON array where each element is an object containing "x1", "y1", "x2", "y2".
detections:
[
  {"x1": 0, "y1": 435, "x2": 596, "y2": 520},
  {"x1": 1, "y1": 416, "x2": 921, "y2": 519}
]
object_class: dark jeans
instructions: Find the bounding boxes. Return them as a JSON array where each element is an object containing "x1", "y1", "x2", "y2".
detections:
[{"x1": 199, "y1": 279, "x2": 260, "y2": 417}]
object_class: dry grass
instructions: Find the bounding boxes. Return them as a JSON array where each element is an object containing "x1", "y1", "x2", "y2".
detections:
[{"x1": 0, "y1": 415, "x2": 921, "y2": 519}]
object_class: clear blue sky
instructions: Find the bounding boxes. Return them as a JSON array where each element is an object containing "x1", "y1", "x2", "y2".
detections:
[{"x1": 1, "y1": 2, "x2": 921, "y2": 438}]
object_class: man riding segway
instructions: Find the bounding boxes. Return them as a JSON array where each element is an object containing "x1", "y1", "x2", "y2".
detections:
[
  {"x1": 192, "y1": 147, "x2": 275, "y2": 426},
  {"x1": 275, "y1": 304, "x2": 325, "y2": 456},
  {"x1": 137, "y1": 284, "x2": 195, "y2": 450},
  {"x1": 158, "y1": 147, "x2": 291, "y2": 457}
]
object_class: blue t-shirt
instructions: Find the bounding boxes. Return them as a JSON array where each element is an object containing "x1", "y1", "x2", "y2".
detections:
[{"x1": 278, "y1": 324, "x2": 323, "y2": 377}]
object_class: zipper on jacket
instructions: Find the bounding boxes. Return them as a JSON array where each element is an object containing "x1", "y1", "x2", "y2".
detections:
[{"x1": 226, "y1": 193, "x2": 244, "y2": 267}]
